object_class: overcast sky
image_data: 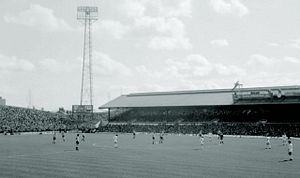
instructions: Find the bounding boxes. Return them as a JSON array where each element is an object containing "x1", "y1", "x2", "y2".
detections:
[{"x1": 0, "y1": 0, "x2": 300, "y2": 111}]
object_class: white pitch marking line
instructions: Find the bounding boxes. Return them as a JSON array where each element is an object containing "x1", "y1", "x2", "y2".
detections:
[{"x1": 6, "y1": 150, "x2": 74, "y2": 159}]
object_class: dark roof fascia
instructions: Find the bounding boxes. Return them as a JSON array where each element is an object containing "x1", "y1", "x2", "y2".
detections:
[{"x1": 233, "y1": 102, "x2": 300, "y2": 105}]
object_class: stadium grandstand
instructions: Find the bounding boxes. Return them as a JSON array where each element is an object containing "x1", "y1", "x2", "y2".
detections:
[
  {"x1": 1, "y1": 85, "x2": 300, "y2": 136},
  {"x1": 98, "y1": 85, "x2": 300, "y2": 137}
]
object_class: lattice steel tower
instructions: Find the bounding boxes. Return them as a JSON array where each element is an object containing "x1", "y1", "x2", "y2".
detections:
[{"x1": 77, "y1": 6, "x2": 98, "y2": 106}]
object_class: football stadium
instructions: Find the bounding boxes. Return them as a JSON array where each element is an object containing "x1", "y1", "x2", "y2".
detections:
[
  {"x1": 1, "y1": 0, "x2": 300, "y2": 177},
  {"x1": 1, "y1": 85, "x2": 300, "y2": 177}
]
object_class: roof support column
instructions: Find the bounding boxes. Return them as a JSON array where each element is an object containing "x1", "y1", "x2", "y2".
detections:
[{"x1": 108, "y1": 108, "x2": 110, "y2": 121}]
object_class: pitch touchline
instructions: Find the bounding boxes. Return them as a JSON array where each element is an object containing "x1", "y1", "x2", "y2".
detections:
[{"x1": 6, "y1": 150, "x2": 74, "y2": 159}]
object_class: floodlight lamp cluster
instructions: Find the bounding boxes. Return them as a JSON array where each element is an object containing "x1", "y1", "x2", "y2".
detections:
[{"x1": 77, "y1": 6, "x2": 98, "y2": 20}]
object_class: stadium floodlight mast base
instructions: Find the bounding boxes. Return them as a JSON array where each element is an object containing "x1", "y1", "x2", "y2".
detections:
[{"x1": 77, "y1": 6, "x2": 98, "y2": 108}]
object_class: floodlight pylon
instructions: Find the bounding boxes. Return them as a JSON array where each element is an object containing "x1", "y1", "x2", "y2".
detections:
[{"x1": 77, "y1": 6, "x2": 98, "y2": 106}]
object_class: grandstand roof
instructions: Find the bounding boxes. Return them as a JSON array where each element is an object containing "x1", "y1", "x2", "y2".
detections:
[
  {"x1": 99, "y1": 85, "x2": 300, "y2": 108},
  {"x1": 100, "y1": 89, "x2": 233, "y2": 108}
]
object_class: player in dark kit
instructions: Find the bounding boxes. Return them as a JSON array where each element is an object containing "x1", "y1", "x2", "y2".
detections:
[
  {"x1": 52, "y1": 132, "x2": 56, "y2": 144},
  {"x1": 218, "y1": 130, "x2": 224, "y2": 144},
  {"x1": 62, "y1": 132, "x2": 65, "y2": 142},
  {"x1": 198, "y1": 130, "x2": 203, "y2": 138},
  {"x1": 81, "y1": 134, "x2": 85, "y2": 142},
  {"x1": 159, "y1": 132, "x2": 164, "y2": 144},
  {"x1": 220, "y1": 134, "x2": 224, "y2": 144},
  {"x1": 152, "y1": 134, "x2": 155, "y2": 144},
  {"x1": 75, "y1": 134, "x2": 80, "y2": 151},
  {"x1": 288, "y1": 140, "x2": 293, "y2": 161},
  {"x1": 287, "y1": 134, "x2": 292, "y2": 142}
]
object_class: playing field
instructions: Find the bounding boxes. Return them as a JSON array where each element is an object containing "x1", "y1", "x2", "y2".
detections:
[{"x1": 0, "y1": 133, "x2": 299, "y2": 178}]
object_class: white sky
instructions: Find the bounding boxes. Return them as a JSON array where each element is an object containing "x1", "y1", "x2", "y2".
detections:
[{"x1": 0, "y1": 0, "x2": 300, "y2": 111}]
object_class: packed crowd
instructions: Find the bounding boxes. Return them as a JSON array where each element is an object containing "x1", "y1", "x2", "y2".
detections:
[
  {"x1": 1, "y1": 104, "x2": 300, "y2": 137},
  {"x1": 110, "y1": 107, "x2": 256, "y2": 123},
  {"x1": 0, "y1": 105, "x2": 108, "y2": 133},
  {"x1": 98, "y1": 123, "x2": 300, "y2": 137},
  {"x1": 110, "y1": 104, "x2": 300, "y2": 123},
  {"x1": 0, "y1": 105, "x2": 68, "y2": 133}
]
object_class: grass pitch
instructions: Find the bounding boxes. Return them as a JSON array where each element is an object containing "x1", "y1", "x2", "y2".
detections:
[{"x1": 0, "y1": 133, "x2": 299, "y2": 178}]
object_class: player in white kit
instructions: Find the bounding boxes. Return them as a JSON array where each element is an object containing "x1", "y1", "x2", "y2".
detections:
[
  {"x1": 282, "y1": 133, "x2": 287, "y2": 146},
  {"x1": 200, "y1": 136, "x2": 204, "y2": 149},
  {"x1": 114, "y1": 134, "x2": 118, "y2": 148},
  {"x1": 208, "y1": 132, "x2": 212, "y2": 142}
]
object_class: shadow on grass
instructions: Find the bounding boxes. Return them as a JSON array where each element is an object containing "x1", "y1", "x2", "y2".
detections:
[
  {"x1": 192, "y1": 148, "x2": 203, "y2": 151},
  {"x1": 64, "y1": 149, "x2": 76, "y2": 152},
  {"x1": 278, "y1": 159, "x2": 292, "y2": 162}
]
